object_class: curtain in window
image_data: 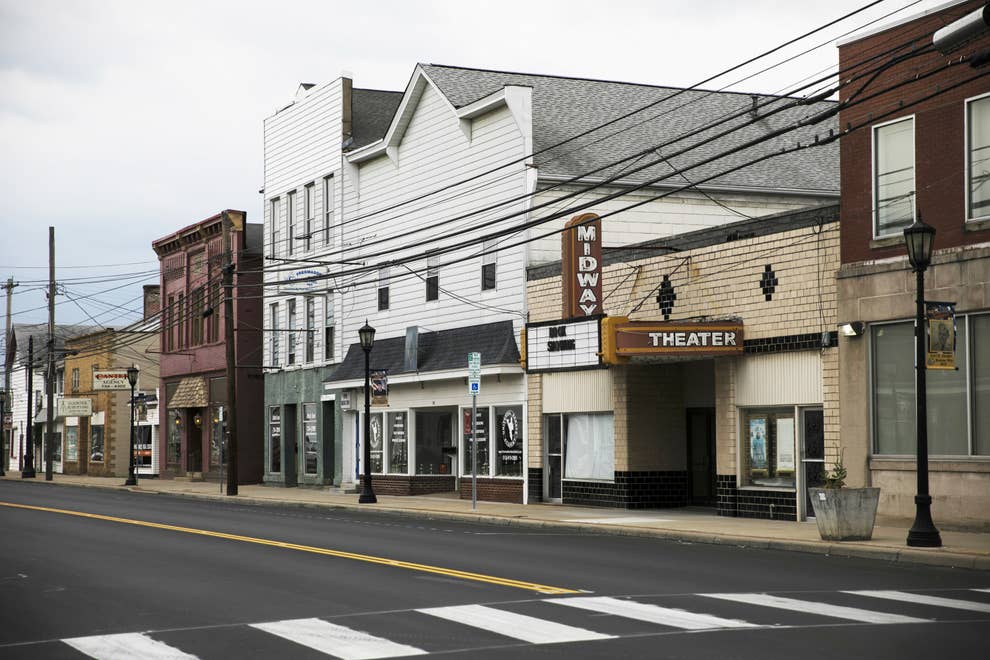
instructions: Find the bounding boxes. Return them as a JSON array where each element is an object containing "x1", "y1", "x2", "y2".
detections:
[{"x1": 564, "y1": 413, "x2": 614, "y2": 480}]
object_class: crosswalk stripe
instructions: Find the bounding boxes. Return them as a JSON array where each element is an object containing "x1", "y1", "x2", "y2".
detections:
[
  {"x1": 418, "y1": 604, "x2": 614, "y2": 645},
  {"x1": 846, "y1": 590, "x2": 990, "y2": 613},
  {"x1": 251, "y1": 618, "x2": 427, "y2": 659},
  {"x1": 701, "y1": 593, "x2": 928, "y2": 624},
  {"x1": 547, "y1": 596, "x2": 757, "y2": 630},
  {"x1": 63, "y1": 632, "x2": 199, "y2": 659}
]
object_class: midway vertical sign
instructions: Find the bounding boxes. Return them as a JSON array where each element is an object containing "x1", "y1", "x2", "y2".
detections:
[{"x1": 561, "y1": 212, "x2": 603, "y2": 318}]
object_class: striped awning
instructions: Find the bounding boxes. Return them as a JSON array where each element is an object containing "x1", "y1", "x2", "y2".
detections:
[{"x1": 168, "y1": 377, "x2": 208, "y2": 409}]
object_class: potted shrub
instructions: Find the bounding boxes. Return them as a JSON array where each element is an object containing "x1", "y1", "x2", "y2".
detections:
[{"x1": 809, "y1": 451, "x2": 880, "y2": 541}]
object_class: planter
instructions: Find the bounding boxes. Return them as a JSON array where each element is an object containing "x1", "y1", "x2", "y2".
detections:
[{"x1": 809, "y1": 487, "x2": 880, "y2": 541}]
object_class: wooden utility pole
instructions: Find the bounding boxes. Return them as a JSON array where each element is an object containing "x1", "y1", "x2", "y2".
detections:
[
  {"x1": 45, "y1": 227, "x2": 55, "y2": 481},
  {"x1": 223, "y1": 212, "x2": 238, "y2": 496},
  {"x1": 23, "y1": 335, "x2": 35, "y2": 478},
  {"x1": 2, "y1": 276, "x2": 17, "y2": 477}
]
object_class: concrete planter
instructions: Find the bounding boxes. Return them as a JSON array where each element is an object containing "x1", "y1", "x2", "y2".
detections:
[{"x1": 809, "y1": 487, "x2": 880, "y2": 541}]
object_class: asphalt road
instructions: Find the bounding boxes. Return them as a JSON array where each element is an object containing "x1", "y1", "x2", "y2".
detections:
[{"x1": 0, "y1": 480, "x2": 987, "y2": 659}]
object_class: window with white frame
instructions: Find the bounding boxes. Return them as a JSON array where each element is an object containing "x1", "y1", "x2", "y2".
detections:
[
  {"x1": 482, "y1": 240, "x2": 496, "y2": 291},
  {"x1": 304, "y1": 183, "x2": 315, "y2": 251},
  {"x1": 269, "y1": 198, "x2": 280, "y2": 259},
  {"x1": 324, "y1": 292, "x2": 334, "y2": 362},
  {"x1": 872, "y1": 315, "x2": 990, "y2": 456},
  {"x1": 269, "y1": 302, "x2": 280, "y2": 367},
  {"x1": 323, "y1": 174, "x2": 334, "y2": 246},
  {"x1": 287, "y1": 190, "x2": 296, "y2": 256},
  {"x1": 305, "y1": 296, "x2": 315, "y2": 363},
  {"x1": 426, "y1": 254, "x2": 439, "y2": 301},
  {"x1": 287, "y1": 299, "x2": 297, "y2": 365},
  {"x1": 387, "y1": 411, "x2": 408, "y2": 473},
  {"x1": 873, "y1": 117, "x2": 915, "y2": 237},
  {"x1": 378, "y1": 267, "x2": 390, "y2": 311},
  {"x1": 967, "y1": 94, "x2": 990, "y2": 221}
]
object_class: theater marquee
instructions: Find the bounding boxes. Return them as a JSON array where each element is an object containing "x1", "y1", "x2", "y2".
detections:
[{"x1": 601, "y1": 317, "x2": 744, "y2": 363}]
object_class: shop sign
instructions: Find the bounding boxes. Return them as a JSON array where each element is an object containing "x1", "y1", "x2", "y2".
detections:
[
  {"x1": 93, "y1": 369, "x2": 134, "y2": 391},
  {"x1": 525, "y1": 317, "x2": 601, "y2": 372},
  {"x1": 561, "y1": 213, "x2": 603, "y2": 318},
  {"x1": 57, "y1": 397, "x2": 93, "y2": 417},
  {"x1": 602, "y1": 317, "x2": 744, "y2": 361},
  {"x1": 926, "y1": 301, "x2": 956, "y2": 370},
  {"x1": 281, "y1": 267, "x2": 327, "y2": 293},
  {"x1": 371, "y1": 370, "x2": 388, "y2": 406}
]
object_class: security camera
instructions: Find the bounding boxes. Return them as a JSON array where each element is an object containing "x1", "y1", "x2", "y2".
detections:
[{"x1": 933, "y1": 3, "x2": 990, "y2": 54}]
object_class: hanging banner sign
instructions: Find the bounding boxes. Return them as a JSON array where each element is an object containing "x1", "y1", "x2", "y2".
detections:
[
  {"x1": 371, "y1": 369, "x2": 388, "y2": 406},
  {"x1": 57, "y1": 398, "x2": 93, "y2": 418},
  {"x1": 926, "y1": 301, "x2": 957, "y2": 370},
  {"x1": 93, "y1": 369, "x2": 135, "y2": 391},
  {"x1": 561, "y1": 213, "x2": 603, "y2": 318}
]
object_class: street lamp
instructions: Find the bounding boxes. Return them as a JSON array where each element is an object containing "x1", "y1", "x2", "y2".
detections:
[
  {"x1": 358, "y1": 320, "x2": 377, "y2": 504},
  {"x1": 124, "y1": 365, "x2": 139, "y2": 487},
  {"x1": 904, "y1": 216, "x2": 942, "y2": 548}
]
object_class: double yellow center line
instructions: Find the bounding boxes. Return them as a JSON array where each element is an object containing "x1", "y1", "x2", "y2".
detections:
[{"x1": 0, "y1": 501, "x2": 578, "y2": 595}]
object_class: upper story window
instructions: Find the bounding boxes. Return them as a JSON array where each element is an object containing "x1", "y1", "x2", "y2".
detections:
[
  {"x1": 287, "y1": 298, "x2": 297, "y2": 365},
  {"x1": 269, "y1": 302, "x2": 280, "y2": 367},
  {"x1": 426, "y1": 254, "x2": 439, "y2": 301},
  {"x1": 305, "y1": 296, "x2": 315, "y2": 363},
  {"x1": 324, "y1": 292, "x2": 335, "y2": 362},
  {"x1": 269, "y1": 198, "x2": 281, "y2": 259},
  {"x1": 323, "y1": 175, "x2": 334, "y2": 246},
  {"x1": 378, "y1": 267, "x2": 390, "y2": 311},
  {"x1": 287, "y1": 191, "x2": 297, "y2": 256},
  {"x1": 304, "y1": 183, "x2": 315, "y2": 252},
  {"x1": 71, "y1": 368, "x2": 79, "y2": 392},
  {"x1": 166, "y1": 295, "x2": 175, "y2": 352},
  {"x1": 967, "y1": 94, "x2": 990, "y2": 222},
  {"x1": 873, "y1": 117, "x2": 915, "y2": 237},
  {"x1": 482, "y1": 240, "x2": 496, "y2": 291}
]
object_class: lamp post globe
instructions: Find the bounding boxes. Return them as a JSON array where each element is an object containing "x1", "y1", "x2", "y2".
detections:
[
  {"x1": 124, "y1": 366, "x2": 139, "y2": 487},
  {"x1": 903, "y1": 216, "x2": 941, "y2": 548},
  {"x1": 358, "y1": 321, "x2": 377, "y2": 504}
]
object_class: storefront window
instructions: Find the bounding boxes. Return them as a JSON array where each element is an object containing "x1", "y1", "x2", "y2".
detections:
[
  {"x1": 742, "y1": 409, "x2": 795, "y2": 488},
  {"x1": 387, "y1": 412, "x2": 408, "y2": 474},
  {"x1": 136, "y1": 426, "x2": 153, "y2": 468},
  {"x1": 495, "y1": 406, "x2": 523, "y2": 476},
  {"x1": 462, "y1": 407, "x2": 490, "y2": 476},
  {"x1": 52, "y1": 432, "x2": 62, "y2": 462},
  {"x1": 167, "y1": 410, "x2": 182, "y2": 467},
  {"x1": 304, "y1": 403, "x2": 318, "y2": 475},
  {"x1": 873, "y1": 319, "x2": 983, "y2": 455},
  {"x1": 210, "y1": 405, "x2": 225, "y2": 468},
  {"x1": 564, "y1": 413, "x2": 614, "y2": 481},
  {"x1": 90, "y1": 424, "x2": 105, "y2": 462},
  {"x1": 367, "y1": 412, "x2": 384, "y2": 473},
  {"x1": 269, "y1": 407, "x2": 281, "y2": 473},
  {"x1": 65, "y1": 425, "x2": 78, "y2": 462},
  {"x1": 415, "y1": 411, "x2": 453, "y2": 475}
]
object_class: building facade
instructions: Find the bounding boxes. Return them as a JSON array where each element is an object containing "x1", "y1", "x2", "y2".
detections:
[
  {"x1": 153, "y1": 210, "x2": 264, "y2": 483},
  {"x1": 836, "y1": 0, "x2": 990, "y2": 528}
]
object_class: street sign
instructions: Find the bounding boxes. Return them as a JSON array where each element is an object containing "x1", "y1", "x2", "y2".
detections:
[
  {"x1": 57, "y1": 398, "x2": 93, "y2": 417},
  {"x1": 468, "y1": 352, "x2": 481, "y2": 396}
]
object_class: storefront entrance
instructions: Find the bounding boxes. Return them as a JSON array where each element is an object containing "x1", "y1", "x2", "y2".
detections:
[
  {"x1": 686, "y1": 408, "x2": 716, "y2": 506},
  {"x1": 800, "y1": 408, "x2": 825, "y2": 519}
]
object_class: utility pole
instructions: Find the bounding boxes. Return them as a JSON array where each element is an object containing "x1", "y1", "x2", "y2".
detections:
[
  {"x1": 223, "y1": 212, "x2": 238, "y2": 496},
  {"x1": 2, "y1": 276, "x2": 17, "y2": 477},
  {"x1": 22, "y1": 335, "x2": 35, "y2": 478},
  {"x1": 45, "y1": 226, "x2": 55, "y2": 481}
]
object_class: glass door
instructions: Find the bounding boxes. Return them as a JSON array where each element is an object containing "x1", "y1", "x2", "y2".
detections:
[
  {"x1": 544, "y1": 414, "x2": 562, "y2": 501},
  {"x1": 801, "y1": 408, "x2": 825, "y2": 519}
]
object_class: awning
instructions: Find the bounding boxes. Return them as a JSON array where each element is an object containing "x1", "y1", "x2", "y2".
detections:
[{"x1": 168, "y1": 377, "x2": 208, "y2": 408}]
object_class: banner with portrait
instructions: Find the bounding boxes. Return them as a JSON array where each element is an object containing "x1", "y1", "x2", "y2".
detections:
[
  {"x1": 926, "y1": 301, "x2": 957, "y2": 370},
  {"x1": 371, "y1": 369, "x2": 388, "y2": 406}
]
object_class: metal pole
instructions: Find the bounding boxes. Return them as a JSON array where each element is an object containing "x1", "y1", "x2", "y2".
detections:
[
  {"x1": 45, "y1": 226, "x2": 55, "y2": 481},
  {"x1": 359, "y1": 346, "x2": 376, "y2": 503},
  {"x1": 223, "y1": 212, "x2": 238, "y2": 497},
  {"x1": 907, "y1": 267, "x2": 942, "y2": 547},
  {"x1": 471, "y1": 394, "x2": 477, "y2": 511},
  {"x1": 125, "y1": 381, "x2": 136, "y2": 486},
  {"x1": 22, "y1": 336, "x2": 35, "y2": 478}
]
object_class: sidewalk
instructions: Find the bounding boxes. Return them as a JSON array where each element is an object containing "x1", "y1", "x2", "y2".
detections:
[{"x1": 3, "y1": 472, "x2": 988, "y2": 571}]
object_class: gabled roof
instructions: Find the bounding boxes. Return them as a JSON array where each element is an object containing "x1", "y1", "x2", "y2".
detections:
[
  {"x1": 406, "y1": 64, "x2": 839, "y2": 194},
  {"x1": 351, "y1": 88, "x2": 404, "y2": 150},
  {"x1": 5, "y1": 323, "x2": 100, "y2": 371}
]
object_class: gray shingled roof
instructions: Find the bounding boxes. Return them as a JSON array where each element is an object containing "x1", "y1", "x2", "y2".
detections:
[
  {"x1": 5, "y1": 323, "x2": 100, "y2": 370},
  {"x1": 420, "y1": 64, "x2": 839, "y2": 194},
  {"x1": 351, "y1": 88, "x2": 404, "y2": 149},
  {"x1": 326, "y1": 320, "x2": 520, "y2": 383}
]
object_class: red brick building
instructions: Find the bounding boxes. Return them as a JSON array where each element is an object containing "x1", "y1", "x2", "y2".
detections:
[{"x1": 836, "y1": 0, "x2": 990, "y2": 528}]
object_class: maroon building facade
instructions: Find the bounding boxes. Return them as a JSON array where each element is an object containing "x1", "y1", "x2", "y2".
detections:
[
  {"x1": 836, "y1": 1, "x2": 990, "y2": 528},
  {"x1": 153, "y1": 210, "x2": 264, "y2": 483}
]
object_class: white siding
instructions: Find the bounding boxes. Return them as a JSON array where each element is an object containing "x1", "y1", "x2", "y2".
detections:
[
  {"x1": 542, "y1": 369, "x2": 614, "y2": 413},
  {"x1": 735, "y1": 351, "x2": 822, "y2": 407}
]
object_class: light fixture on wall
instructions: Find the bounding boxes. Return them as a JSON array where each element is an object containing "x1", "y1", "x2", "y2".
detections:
[{"x1": 838, "y1": 321, "x2": 865, "y2": 337}]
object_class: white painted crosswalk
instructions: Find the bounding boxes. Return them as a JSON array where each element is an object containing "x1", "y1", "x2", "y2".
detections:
[{"x1": 51, "y1": 587, "x2": 990, "y2": 659}]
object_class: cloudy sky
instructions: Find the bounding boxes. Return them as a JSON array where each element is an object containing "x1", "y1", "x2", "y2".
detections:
[{"x1": 0, "y1": 0, "x2": 950, "y2": 329}]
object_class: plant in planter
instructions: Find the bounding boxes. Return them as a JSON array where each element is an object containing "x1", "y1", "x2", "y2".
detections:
[{"x1": 809, "y1": 451, "x2": 880, "y2": 541}]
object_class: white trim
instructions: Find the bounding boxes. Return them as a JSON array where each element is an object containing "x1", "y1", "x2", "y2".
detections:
[
  {"x1": 965, "y1": 91, "x2": 990, "y2": 223},
  {"x1": 537, "y1": 173, "x2": 839, "y2": 198},
  {"x1": 325, "y1": 365, "x2": 524, "y2": 392},
  {"x1": 871, "y1": 115, "x2": 916, "y2": 240}
]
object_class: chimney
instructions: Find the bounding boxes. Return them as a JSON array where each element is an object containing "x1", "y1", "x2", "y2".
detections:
[{"x1": 143, "y1": 285, "x2": 161, "y2": 321}]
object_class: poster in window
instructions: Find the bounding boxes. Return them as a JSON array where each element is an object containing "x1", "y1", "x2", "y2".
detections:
[
  {"x1": 371, "y1": 369, "x2": 388, "y2": 406},
  {"x1": 749, "y1": 417, "x2": 767, "y2": 471},
  {"x1": 269, "y1": 407, "x2": 282, "y2": 473},
  {"x1": 462, "y1": 407, "x2": 490, "y2": 474},
  {"x1": 496, "y1": 406, "x2": 523, "y2": 476},
  {"x1": 775, "y1": 417, "x2": 795, "y2": 472},
  {"x1": 926, "y1": 301, "x2": 956, "y2": 370},
  {"x1": 369, "y1": 412, "x2": 383, "y2": 472},
  {"x1": 388, "y1": 411, "x2": 407, "y2": 473},
  {"x1": 304, "y1": 403, "x2": 318, "y2": 474}
]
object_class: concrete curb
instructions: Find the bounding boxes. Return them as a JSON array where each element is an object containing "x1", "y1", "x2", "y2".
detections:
[{"x1": 10, "y1": 478, "x2": 989, "y2": 572}]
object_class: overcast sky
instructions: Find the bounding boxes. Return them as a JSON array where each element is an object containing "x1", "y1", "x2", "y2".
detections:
[{"x1": 0, "y1": 0, "x2": 951, "y2": 330}]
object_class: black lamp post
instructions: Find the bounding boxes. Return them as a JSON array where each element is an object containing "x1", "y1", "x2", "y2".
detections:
[
  {"x1": 124, "y1": 365, "x2": 139, "y2": 487},
  {"x1": 358, "y1": 320, "x2": 377, "y2": 504},
  {"x1": 904, "y1": 216, "x2": 942, "y2": 548}
]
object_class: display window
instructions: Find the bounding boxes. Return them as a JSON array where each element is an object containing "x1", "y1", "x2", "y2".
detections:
[
  {"x1": 387, "y1": 411, "x2": 408, "y2": 474},
  {"x1": 742, "y1": 408, "x2": 796, "y2": 488},
  {"x1": 494, "y1": 406, "x2": 523, "y2": 477},
  {"x1": 269, "y1": 407, "x2": 282, "y2": 473},
  {"x1": 462, "y1": 407, "x2": 490, "y2": 476},
  {"x1": 304, "y1": 403, "x2": 318, "y2": 474}
]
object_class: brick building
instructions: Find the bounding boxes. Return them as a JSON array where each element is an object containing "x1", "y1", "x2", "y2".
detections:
[
  {"x1": 525, "y1": 204, "x2": 840, "y2": 519},
  {"x1": 836, "y1": 0, "x2": 990, "y2": 528}
]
